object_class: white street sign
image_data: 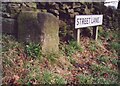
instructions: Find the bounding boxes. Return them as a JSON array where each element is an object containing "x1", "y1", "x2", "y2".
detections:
[{"x1": 75, "y1": 15, "x2": 103, "y2": 29}]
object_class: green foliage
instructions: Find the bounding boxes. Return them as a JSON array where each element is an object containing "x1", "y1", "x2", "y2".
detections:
[
  {"x1": 42, "y1": 71, "x2": 67, "y2": 84},
  {"x1": 89, "y1": 41, "x2": 98, "y2": 51},
  {"x1": 3, "y1": 56, "x2": 13, "y2": 67},
  {"x1": 77, "y1": 74, "x2": 94, "y2": 84},
  {"x1": 25, "y1": 42, "x2": 42, "y2": 59},
  {"x1": 45, "y1": 53, "x2": 59, "y2": 64},
  {"x1": 2, "y1": 35, "x2": 23, "y2": 52},
  {"x1": 54, "y1": 75, "x2": 67, "y2": 84},
  {"x1": 18, "y1": 61, "x2": 42, "y2": 84},
  {"x1": 90, "y1": 63, "x2": 119, "y2": 84},
  {"x1": 42, "y1": 71, "x2": 53, "y2": 84},
  {"x1": 99, "y1": 29, "x2": 110, "y2": 39},
  {"x1": 67, "y1": 56, "x2": 76, "y2": 65},
  {"x1": 2, "y1": 35, "x2": 23, "y2": 67},
  {"x1": 93, "y1": 77, "x2": 111, "y2": 84},
  {"x1": 111, "y1": 42, "x2": 120, "y2": 51},
  {"x1": 110, "y1": 58, "x2": 118, "y2": 66},
  {"x1": 90, "y1": 63, "x2": 111, "y2": 73},
  {"x1": 110, "y1": 42, "x2": 120, "y2": 52},
  {"x1": 77, "y1": 73, "x2": 119, "y2": 84},
  {"x1": 64, "y1": 40, "x2": 83, "y2": 56},
  {"x1": 97, "y1": 55, "x2": 110, "y2": 64}
]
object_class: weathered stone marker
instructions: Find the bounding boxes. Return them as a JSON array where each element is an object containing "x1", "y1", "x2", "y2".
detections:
[
  {"x1": 18, "y1": 11, "x2": 59, "y2": 54},
  {"x1": 37, "y1": 13, "x2": 59, "y2": 54},
  {"x1": 75, "y1": 15, "x2": 103, "y2": 43},
  {"x1": 18, "y1": 11, "x2": 39, "y2": 43}
]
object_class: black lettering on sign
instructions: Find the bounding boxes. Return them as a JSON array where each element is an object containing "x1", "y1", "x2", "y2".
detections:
[
  {"x1": 77, "y1": 18, "x2": 79, "y2": 25},
  {"x1": 75, "y1": 15, "x2": 103, "y2": 29},
  {"x1": 77, "y1": 18, "x2": 82, "y2": 25},
  {"x1": 91, "y1": 17, "x2": 100, "y2": 24}
]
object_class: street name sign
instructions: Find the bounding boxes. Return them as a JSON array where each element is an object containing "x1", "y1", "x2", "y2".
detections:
[
  {"x1": 75, "y1": 15, "x2": 103, "y2": 28},
  {"x1": 75, "y1": 15, "x2": 103, "y2": 43}
]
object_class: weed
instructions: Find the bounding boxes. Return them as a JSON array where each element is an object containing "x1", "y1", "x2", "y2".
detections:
[
  {"x1": 23, "y1": 62, "x2": 41, "y2": 83},
  {"x1": 77, "y1": 73, "x2": 118, "y2": 84},
  {"x1": 77, "y1": 74, "x2": 94, "y2": 84},
  {"x1": 42, "y1": 71, "x2": 53, "y2": 84},
  {"x1": 25, "y1": 42, "x2": 42, "y2": 59},
  {"x1": 89, "y1": 41, "x2": 98, "y2": 51},
  {"x1": 90, "y1": 63, "x2": 112, "y2": 74},
  {"x1": 67, "y1": 56, "x2": 76, "y2": 65},
  {"x1": 110, "y1": 42, "x2": 120, "y2": 52},
  {"x1": 2, "y1": 56, "x2": 13, "y2": 67},
  {"x1": 2, "y1": 35, "x2": 23, "y2": 52},
  {"x1": 98, "y1": 29, "x2": 110, "y2": 40},
  {"x1": 2, "y1": 35, "x2": 23, "y2": 67},
  {"x1": 54, "y1": 75, "x2": 67, "y2": 84},
  {"x1": 110, "y1": 58, "x2": 118, "y2": 65},
  {"x1": 65, "y1": 40, "x2": 83, "y2": 56},
  {"x1": 45, "y1": 53, "x2": 59, "y2": 64},
  {"x1": 97, "y1": 55, "x2": 110, "y2": 64},
  {"x1": 42, "y1": 71, "x2": 67, "y2": 84},
  {"x1": 90, "y1": 62, "x2": 119, "y2": 84},
  {"x1": 93, "y1": 77, "x2": 111, "y2": 84}
]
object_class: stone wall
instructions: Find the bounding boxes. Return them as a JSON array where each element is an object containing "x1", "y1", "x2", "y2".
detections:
[{"x1": 1, "y1": 2, "x2": 120, "y2": 40}]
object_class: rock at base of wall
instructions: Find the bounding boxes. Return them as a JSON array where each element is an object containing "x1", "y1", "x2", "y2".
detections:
[
  {"x1": 38, "y1": 13, "x2": 59, "y2": 54},
  {"x1": 18, "y1": 11, "x2": 59, "y2": 54},
  {"x1": 18, "y1": 11, "x2": 39, "y2": 43}
]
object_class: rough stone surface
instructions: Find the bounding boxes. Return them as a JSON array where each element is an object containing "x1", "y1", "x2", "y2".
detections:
[
  {"x1": 2, "y1": 18, "x2": 16, "y2": 35},
  {"x1": 38, "y1": 13, "x2": 59, "y2": 54},
  {"x1": 18, "y1": 11, "x2": 59, "y2": 53},
  {"x1": 2, "y1": 2, "x2": 120, "y2": 45},
  {"x1": 18, "y1": 11, "x2": 39, "y2": 43}
]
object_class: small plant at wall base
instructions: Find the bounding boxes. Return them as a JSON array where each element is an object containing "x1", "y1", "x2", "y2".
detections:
[
  {"x1": 64, "y1": 40, "x2": 83, "y2": 56},
  {"x1": 45, "y1": 53, "x2": 59, "y2": 64},
  {"x1": 25, "y1": 42, "x2": 42, "y2": 59}
]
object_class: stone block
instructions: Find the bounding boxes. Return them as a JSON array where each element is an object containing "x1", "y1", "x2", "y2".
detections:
[
  {"x1": 18, "y1": 11, "x2": 59, "y2": 54},
  {"x1": 18, "y1": 11, "x2": 39, "y2": 43},
  {"x1": 38, "y1": 13, "x2": 59, "y2": 54}
]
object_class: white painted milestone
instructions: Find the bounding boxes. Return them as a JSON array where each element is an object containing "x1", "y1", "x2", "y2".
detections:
[{"x1": 75, "y1": 15, "x2": 103, "y2": 28}]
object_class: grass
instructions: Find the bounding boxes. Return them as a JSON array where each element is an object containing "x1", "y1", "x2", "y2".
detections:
[
  {"x1": 98, "y1": 26, "x2": 110, "y2": 40},
  {"x1": 60, "y1": 40, "x2": 83, "y2": 56},
  {"x1": 110, "y1": 58, "x2": 118, "y2": 66},
  {"x1": 2, "y1": 35, "x2": 23, "y2": 52},
  {"x1": 93, "y1": 77, "x2": 111, "y2": 84},
  {"x1": 89, "y1": 41, "x2": 99, "y2": 51},
  {"x1": 90, "y1": 63, "x2": 114, "y2": 74},
  {"x1": 77, "y1": 62, "x2": 119, "y2": 84},
  {"x1": 25, "y1": 42, "x2": 42, "y2": 59},
  {"x1": 97, "y1": 55, "x2": 110, "y2": 64},
  {"x1": 90, "y1": 63, "x2": 119, "y2": 84},
  {"x1": 42, "y1": 71, "x2": 53, "y2": 84},
  {"x1": 67, "y1": 56, "x2": 76, "y2": 65},
  {"x1": 99, "y1": 29, "x2": 120, "y2": 56},
  {"x1": 45, "y1": 53, "x2": 59, "y2": 64},
  {"x1": 42, "y1": 71, "x2": 67, "y2": 84},
  {"x1": 77, "y1": 74, "x2": 118, "y2": 84},
  {"x1": 17, "y1": 60, "x2": 42, "y2": 84},
  {"x1": 2, "y1": 33, "x2": 119, "y2": 84},
  {"x1": 110, "y1": 42, "x2": 120, "y2": 53},
  {"x1": 77, "y1": 74, "x2": 94, "y2": 84}
]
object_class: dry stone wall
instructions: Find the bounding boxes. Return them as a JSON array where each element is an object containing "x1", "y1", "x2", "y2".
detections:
[{"x1": 1, "y1": 2, "x2": 120, "y2": 41}]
